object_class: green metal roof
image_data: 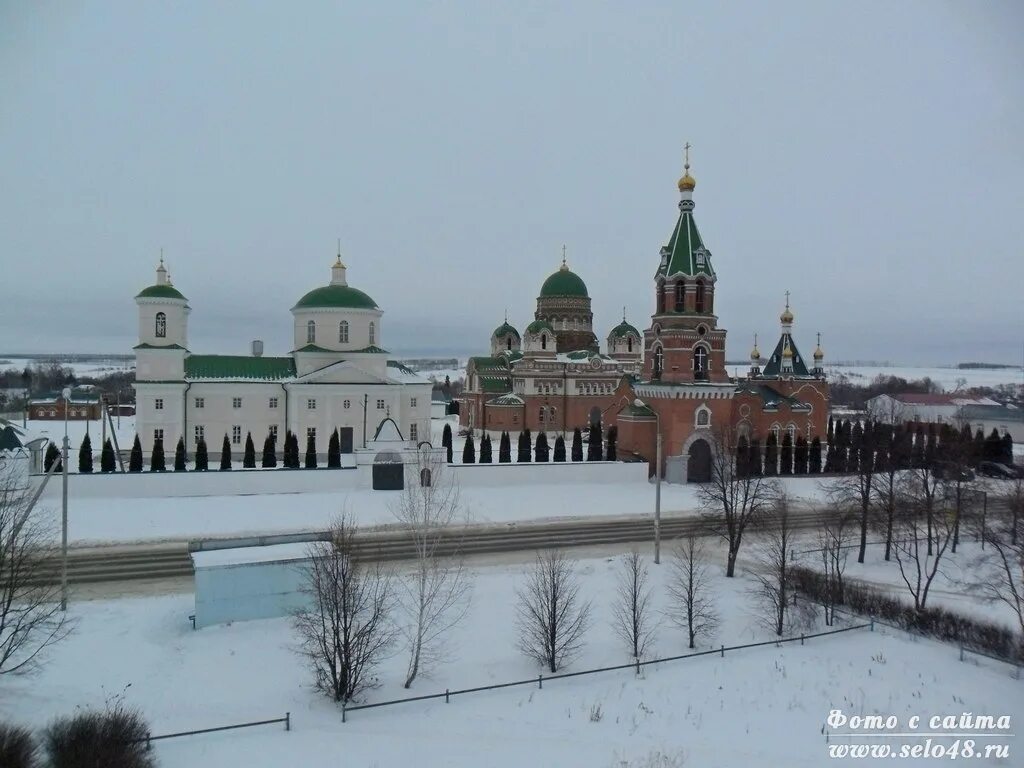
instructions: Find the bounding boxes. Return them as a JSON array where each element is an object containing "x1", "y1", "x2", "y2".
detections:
[
  {"x1": 609, "y1": 320, "x2": 641, "y2": 338},
  {"x1": 0, "y1": 426, "x2": 23, "y2": 450},
  {"x1": 759, "y1": 334, "x2": 812, "y2": 377},
  {"x1": 134, "y1": 343, "x2": 187, "y2": 350},
  {"x1": 293, "y1": 284, "x2": 378, "y2": 310},
  {"x1": 184, "y1": 354, "x2": 296, "y2": 381},
  {"x1": 480, "y1": 377, "x2": 512, "y2": 394},
  {"x1": 619, "y1": 403, "x2": 656, "y2": 418},
  {"x1": 539, "y1": 268, "x2": 588, "y2": 298},
  {"x1": 526, "y1": 319, "x2": 554, "y2": 334},
  {"x1": 469, "y1": 356, "x2": 510, "y2": 372},
  {"x1": 136, "y1": 284, "x2": 187, "y2": 300},
  {"x1": 659, "y1": 208, "x2": 715, "y2": 279},
  {"x1": 488, "y1": 393, "x2": 524, "y2": 406},
  {"x1": 350, "y1": 345, "x2": 389, "y2": 354},
  {"x1": 492, "y1": 321, "x2": 520, "y2": 340},
  {"x1": 293, "y1": 344, "x2": 333, "y2": 353},
  {"x1": 736, "y1": 383, "x2": 810, "y2": 410}
]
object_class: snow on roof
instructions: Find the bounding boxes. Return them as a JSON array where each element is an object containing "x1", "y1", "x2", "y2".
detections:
[
  {"x1": 191, "y1": 542, "x2": 315, "y2": 569},
  {"x1": 886, "y1": 393, "x2": 998, "y2": 406}
]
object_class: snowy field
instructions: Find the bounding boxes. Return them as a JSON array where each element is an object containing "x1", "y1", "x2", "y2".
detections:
[
  {"x1": 0, "y1": 356, "x2": 134, "y2": 378},
  {"x1": 1, "y1": 550, "x2": 1019, "y2": 767},
  {"x1": 823, "y1": 365, "x2": 1022, "y2": 391}
]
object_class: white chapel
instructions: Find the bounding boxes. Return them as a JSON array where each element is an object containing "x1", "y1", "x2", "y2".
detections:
[{"x1": 133, "y1": 253, "x2": 432, "y2": 457}]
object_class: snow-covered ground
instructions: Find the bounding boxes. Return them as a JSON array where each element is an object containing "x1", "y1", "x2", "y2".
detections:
[
  {"x1": 1, "y1": 550, "x2": 1019, "y2": 767},
  {"x1": 0, "y1": 356, "x2": 134, "y2": 378},
  {"x1": 17, "y1": 415, "x2": 137, "y2": 453},
  {"x1": 54, "y1": 476, "x2": 834, "y2": 545}
]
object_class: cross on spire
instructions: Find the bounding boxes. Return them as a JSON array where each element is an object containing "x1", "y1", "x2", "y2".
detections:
[
  {"x1": 561, "y1": 244, "x2": 567, "y2": 266},
  {"x1": 159, "y1": 248, "x2": 164, "y2": 267},
  {"x1": 684, "y1": 141, "x2": 691, "y2": 171},
  {"x1": 785, "y1": 290, "x2": 790, "y2": 309},
  {"x1": 623, "y1": 306, "x2": 627, "y2": 322}
]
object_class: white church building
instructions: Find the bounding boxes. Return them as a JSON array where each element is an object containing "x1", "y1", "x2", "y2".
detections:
[{"x1": 134, "y1": 254, "x2": 432, "y2": 459}]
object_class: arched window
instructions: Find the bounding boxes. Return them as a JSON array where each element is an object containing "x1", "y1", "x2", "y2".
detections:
[
  {"x1": 506, "y1": 336, "x2": 512, "y2": 351},
  {"x1": 695, "y1": 280, "x2": 706, "y2": 314},
  {"x1": 539, "y1": 406, "x2": 546, "y2": 424},
  {"x1": 660, "y1": 283, "x2": 668, "y2": 314},
  {"x1": 694, "y1": 345, "x2": 709, "y2": 380},
  {"x1": 627, "y1": 336, "x2": 633, "y2": 353},
  {"x1": 369, "y1": 322, "x2": 375, "y2": 345},
  {"x1": 653, "y1": 346, "x2": 664, "y2": 379},
  {"x1": 696, "y1": 408, "x2": 710, "y2": 427},
  {"x1": 339, "y1": 320, "x2": 349, "y2": 343},
  {"x1": 306, "y1": 320, "x2": 316, "y2": 344},
  {"x1": 420, "y1": 468, "x2": 432, "y2": 487},
  {"x1": 541, "y1": 334, "x2": 547, "y2": 350},
  {"x1": 675, "y1": 282, "x2": 686, "y2": 312},
  {"x1": 155, "y1": 312, "x2": 166, "y2": 338}
]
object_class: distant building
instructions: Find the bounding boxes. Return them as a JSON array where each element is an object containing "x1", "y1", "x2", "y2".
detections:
[
  {"x1": 865, "y1": 393, "x2": 998, "y2": 425},
  {"x1": 28, "y1": 388, "x2": 102, "y2": 420},
  {"x1": 956, "y1": 403, "x2": 1024, "y2": 444}
]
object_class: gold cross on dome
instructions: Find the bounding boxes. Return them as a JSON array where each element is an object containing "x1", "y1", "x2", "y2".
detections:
[
  {"x1": 785, "y1": 290, "x2": 790, "y2": 309},
  {"x1": 561, "y1": 244, "x2": 567, "y2": 266},
  {"x1": 684, "y1": 141, "x2": 691, "y2": 170}
]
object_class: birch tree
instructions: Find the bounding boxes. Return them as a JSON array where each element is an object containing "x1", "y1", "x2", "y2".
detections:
[
  {"x1": 666, "y1": 534, "x2": 719, "y2": 648},
  {"x1": 611, "y1": 550, "x2": 656, "y2": 660},
  {"x1": 751, "y1": 492, "x2": 797, "y2": 636},
  {"x1": 392, "y1": 451, "x2": 471, "y2": 688}
]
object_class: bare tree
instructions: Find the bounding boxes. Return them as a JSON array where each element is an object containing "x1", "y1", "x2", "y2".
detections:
[
  {"x1": 826, "y1": 422, "x2": 876, "y2": 563},
  {"x1": 1004, "y1": 477, "x2": 1024, "y2": 547},
  {"x1": 968, "y1": 515, "x2": 1024, "y2": 642},
  {"x1": 666, "y1": 534, "x2": 719, "y2": 648},
  {"x1": 697, "y1": 426, "x2": 778, "y2": 577},
  {"x1": 391, "y1": 451, "x2": 471, "y2": 688},
  {"x1": 611, "y1": 550, "x2": 656, "y2": 660},
  {"x1": 0, "y1": 465, "x2": 71, "y2": 676},
  {"x1": 293, "y1": 515, "x2": 396, "y2": 704},
  {"x1": 891, "y1": 468, "x2": 955, "y2": 612},
  {"x1": 751, "y1": 492, "x2": 797, "y2": 636},
  {"x1": 817, "y1": 511, "x2": 853, "y2": 626},
  {"x1": 516, "y1": 549, "x2": 592, "y2": 672}
]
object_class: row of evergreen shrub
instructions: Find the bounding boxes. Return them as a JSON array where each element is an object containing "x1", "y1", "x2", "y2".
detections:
[{"x1": 447, "y1": 424, "x2": 617, "y2": 464}]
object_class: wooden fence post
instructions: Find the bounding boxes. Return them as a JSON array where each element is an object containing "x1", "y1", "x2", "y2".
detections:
[
  {"x1": 538, "y1": 674, "x2": 543, "y2": 690},
  {"x1": 342, "y1": 705, "x2": 347, "y2": 724},
  {"x1": 285, "y1": 712, "x2": 290, "y2": 731},
  {"x1": 720, "y1": 645, "x2": 725, "y2": 658},
  {"x1": 445, "y1": 688, "x2": 450, "y2": 703}
]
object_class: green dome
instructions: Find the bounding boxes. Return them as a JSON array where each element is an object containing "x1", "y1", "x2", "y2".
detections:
[
  {"x1": 539, "y1": 267, "x2": 588, "y2": 298},
  {"x1": 610, "y1": 320, "x2": 641, "y2": 338},
  {"x1": 136, "y1": 284, "x2": 187, "y2": 301},
  {"x1": 293, "y1": 284, "x2": 378, "y2": 310},
  {"x1": 492, "y1": 321, "x2": 520, "y2": 340},
  {"x1": 526, "y1": 319, "x2": 554, "y2": 334}
]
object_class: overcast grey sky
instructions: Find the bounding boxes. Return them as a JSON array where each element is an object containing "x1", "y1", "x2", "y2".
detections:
[{"x1": 1, "y1": 1, "x2": 1021, "y2": 364}]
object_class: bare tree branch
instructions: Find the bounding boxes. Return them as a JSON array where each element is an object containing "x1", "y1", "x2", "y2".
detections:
[
  {"x1": 890, "y1": 468, "x2": 955, "y2": 612},
  {"x1": 0, "y1": 465, "x2": 72, "y2": 676}
]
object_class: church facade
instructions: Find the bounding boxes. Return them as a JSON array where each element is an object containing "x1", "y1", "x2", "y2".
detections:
[
  {"x1": 460, "y1": 154, "x2": 831, "y2": 480},
  {"x1": 133, "y1": 254, "x2": 432, "y2": 458},
  {"x1": 459, "y1": 252, "x2": 644, "y2": 435}
]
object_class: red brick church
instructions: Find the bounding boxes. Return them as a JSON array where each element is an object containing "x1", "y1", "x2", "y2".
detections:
[{"x1": 460, "y1": 152, "x2": 830, "y2": 480}]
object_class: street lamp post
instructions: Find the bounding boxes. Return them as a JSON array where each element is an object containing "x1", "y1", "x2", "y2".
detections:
[
  {"x1": 634, "y1": 398, "x2": 662, "y2": 564},
  {"x1": 61, "y1": 386, "x2": 70, "y2": 611}
]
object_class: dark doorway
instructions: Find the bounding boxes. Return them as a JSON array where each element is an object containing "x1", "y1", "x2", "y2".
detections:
[
  {"x1": 687, "y1": 439, "x2": 712, "y2": 483},
  {"x1": 372, "y1": 450, "x2": 404, "y2": 490},
  {"x1": 589, "y1": 407, "x2": 601, "y2": 427},
  {"x1": 338, "y1": 427, "x2": 354, "y2": 454}
]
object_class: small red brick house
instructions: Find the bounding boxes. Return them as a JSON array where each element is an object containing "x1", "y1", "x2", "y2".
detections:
[{"x1": 28, "y1": 388, "x2": 102, "y2": 420}]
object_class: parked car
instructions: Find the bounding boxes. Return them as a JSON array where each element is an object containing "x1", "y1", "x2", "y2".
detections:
[
  {"x1": 978, "y1": 461, "x2": 1017, "y2": 480},
  {"x1": 931, "y1": 462, "x2": 975, "y2": 482}
]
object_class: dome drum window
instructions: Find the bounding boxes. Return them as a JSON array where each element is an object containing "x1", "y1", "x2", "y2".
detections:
[{"x1": 155, "y1": 312, "x2": 166, "y2": 338}]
